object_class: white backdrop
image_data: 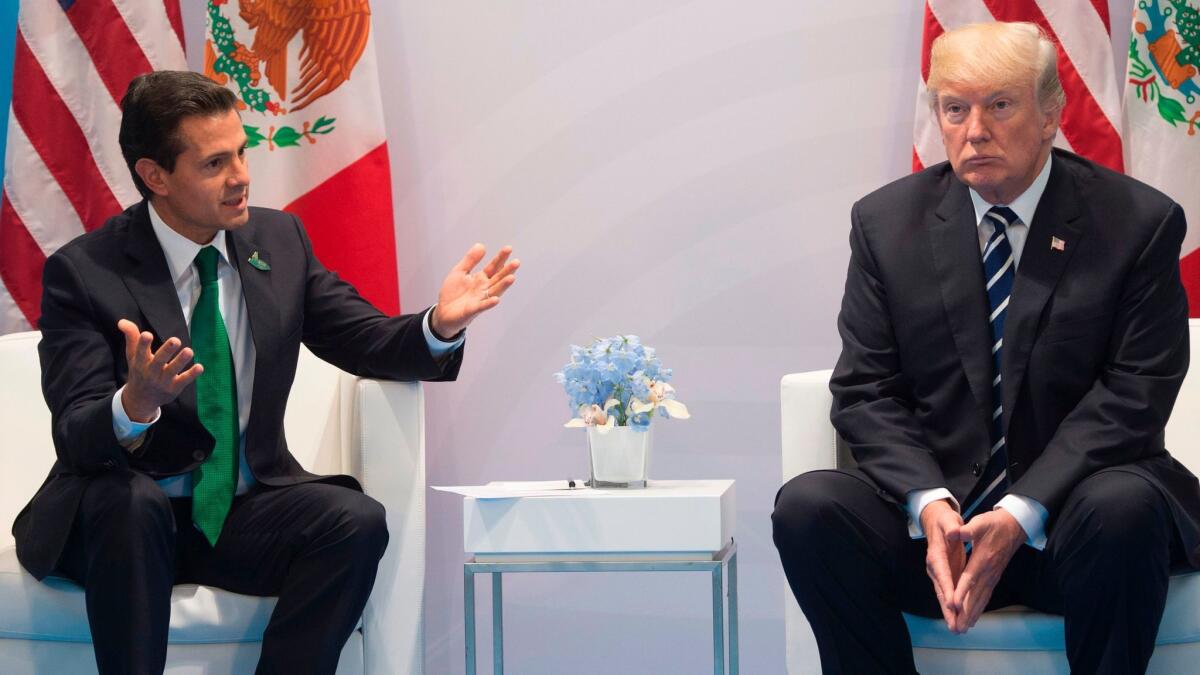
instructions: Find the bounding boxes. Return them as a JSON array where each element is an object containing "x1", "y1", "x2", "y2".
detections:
[{"x1": 190, "y1": 2, "x2": 1136, "y2": 672}]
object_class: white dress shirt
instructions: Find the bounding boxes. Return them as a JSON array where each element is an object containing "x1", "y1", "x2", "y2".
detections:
[
  {"x1": 111, "y1": 202, "x2": 463, "y2": 497},
  {"x1": 906, "y1": 155, "x2": 1053, "y2": 550}
]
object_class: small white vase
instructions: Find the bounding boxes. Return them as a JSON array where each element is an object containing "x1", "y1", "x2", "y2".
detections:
[{"x1": 586, "y1": 425, "x2": 652, "y2": 488}]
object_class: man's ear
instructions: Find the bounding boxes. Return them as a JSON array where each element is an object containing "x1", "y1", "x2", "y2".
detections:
[
  {"x1": 1041, "y1": 105, "x2": 1062, "y2": 142},
  {"x1": 134, "y1": 157, "x2": 170, "y2": 197}
]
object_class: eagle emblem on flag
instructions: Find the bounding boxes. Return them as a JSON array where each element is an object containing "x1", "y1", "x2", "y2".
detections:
[
  {"x1": 1127, "y1": 0, "x2": 1200, "y2": 135},
  {"x1": 204, "y1": 0, "x2": 371, "y2": 151}
]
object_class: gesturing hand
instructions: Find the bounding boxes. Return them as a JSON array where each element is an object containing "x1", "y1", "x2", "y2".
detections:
[
  {"x1": 921, "y1": 499, "x2": 967, "y2": 632},
  {"x1": 948, "y1": 509, "x2": 1025, "y2": 633},
  {"x1": 117, "y1": 319, "x2": 203, "y2": 423},
  {"x1": 430, "y1": 244, "x2": 519, "y2": 338}
]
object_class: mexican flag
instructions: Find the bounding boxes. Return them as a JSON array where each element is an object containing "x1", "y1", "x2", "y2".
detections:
[
  {"x1": 204, "y1": 0, "x2": 399, "y2": 314},
  {"x1": 1123, "y1": 0, "x2": 1200, "y2": 315}
]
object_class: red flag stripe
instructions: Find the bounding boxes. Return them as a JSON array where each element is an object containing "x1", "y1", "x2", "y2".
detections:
[
  {"x1": 285, "y1": 143, "x2": 400, "y2": 315},
  {"x1": 980, "y1": 0, "x2": 1123, "y2": 172},
  {"x1": 0, "y1": 193, "x2": 47, "y2": 327},
  {"x1": 12, "y1": 34, "x2": 123, "y2": 232},
  {"x1": 163, "y1": 0, "x2": 185, "y2": 52},
  {"x1": 1182, "y1": 249, "x2": 1200, "y2": 317},
  {"x1": 919, "y1": 3, "x2": 944, "y2": 83},
  {"x1": 1089, "y1": 0, "x2": 1110, "y2": 33},
  {"x1": 59, "y1": 0, "x2": 155, "y2": 105}
]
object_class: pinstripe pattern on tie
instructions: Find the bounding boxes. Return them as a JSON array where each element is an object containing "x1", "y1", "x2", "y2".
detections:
[{"x1": 962, "y1": 206, "x2": 1018, "y2": 519}]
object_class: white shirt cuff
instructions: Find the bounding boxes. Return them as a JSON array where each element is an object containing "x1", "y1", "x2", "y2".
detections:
[
  {"x1": 905, "y1": 487, "x2": 959, "y2": 539},
  {"x1": 996, "y1": 494, "x2": 1049, "y2": 550},
  {"x1": 423, "y1": 305, "x2": 464, "y2": 357},
  {"x1": 111, "y1": 385, "x2": 159, "y2": 451}
]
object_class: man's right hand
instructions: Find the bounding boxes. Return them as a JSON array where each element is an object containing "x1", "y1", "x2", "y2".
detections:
[
  {"x1": 921, "y1": 499, "x2": 966, "y2": 632},
  {"x1": 117, "y1": 319, "x2": 203, "y2": 422}
]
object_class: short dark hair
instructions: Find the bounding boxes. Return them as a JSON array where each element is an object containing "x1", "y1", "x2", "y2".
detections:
[{"x1": 119, "y1": 71, "x2": 239, "y2": 199}]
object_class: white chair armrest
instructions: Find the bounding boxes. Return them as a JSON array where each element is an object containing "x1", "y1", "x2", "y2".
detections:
[
  {"x1": 781, "y1": 370, "x2": 837, "y2": 481},
  {"x1": 352, "y1": 379, "x2": 425, "y2": 675}
]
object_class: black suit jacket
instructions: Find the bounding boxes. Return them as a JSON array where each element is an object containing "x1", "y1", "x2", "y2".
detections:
[
  {"x1": 13, "y1": 202, "x2": 462, "y2": 579},
  {"x1": 830, "y1": 149, "x2": 1200, "y2": 563}
]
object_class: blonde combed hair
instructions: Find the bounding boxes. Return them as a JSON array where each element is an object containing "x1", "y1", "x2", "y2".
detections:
[{"x1": 927, "y1": 22, "x2": 1065, "y2": 114}]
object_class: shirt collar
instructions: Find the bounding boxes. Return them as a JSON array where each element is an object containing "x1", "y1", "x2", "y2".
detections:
[
  {"x1": 968, "y1": 152, "x2": 1053, "y2": 228},
  {"x1": 146, "y1": 201, "x2": 231, "y2": 285}
]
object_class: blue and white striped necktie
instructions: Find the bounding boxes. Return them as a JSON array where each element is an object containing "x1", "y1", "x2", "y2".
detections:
[{"x1": 962, "y1": 205, "x2": 1018, "y2": 519}]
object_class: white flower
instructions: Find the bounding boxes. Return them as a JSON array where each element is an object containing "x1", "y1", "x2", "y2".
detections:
[
  {"x1": 564, "y1": 399, "x2": 620, "y2": 431},
  {"x1": 629, "y1": 379, "x2": 690, "y2": 419}
]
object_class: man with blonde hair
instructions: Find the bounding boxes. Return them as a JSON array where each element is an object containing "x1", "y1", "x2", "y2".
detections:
[{"x1": 774, "y1": 22, "x2": 1199, "y2": 673}]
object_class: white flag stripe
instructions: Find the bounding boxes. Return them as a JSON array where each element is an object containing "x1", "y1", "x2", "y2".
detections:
[
  {"x1": 1033, "y1": 0, "x2": 1122, "y2": 132},
  {"x1": 926, "y1": 0, "x2": 993, "y2": 30},
  {"x1": 912, "y1": 77, "x2": 944, "y2": 169},
  {"x1": 988, "y1": 261, "x2": 1013, "y2": 293},
  {"x1": 0, "y1": 286, "x2": 31, "y2": 333},
  {"x1": 4, "y1": 117, "x2": 88, "y2": 255},
  {"x1": 18, "y1": 1, "x2": 141, "y2": 207},
  {"x1": 109, "y1": 0, "x2": 187, "y2": 71},
  {"x1": 964, "y1": 470, "x2": 1007, "y2": 517}
]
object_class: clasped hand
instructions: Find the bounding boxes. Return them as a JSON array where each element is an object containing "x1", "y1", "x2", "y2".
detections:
[{"x1": 921, "y1": 500, "x2": 1025, "y2": 634}]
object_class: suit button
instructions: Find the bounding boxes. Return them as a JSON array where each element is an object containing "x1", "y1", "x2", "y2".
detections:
[
  {"x1": 192, "y1": 450, "x2": 206, "y2": 462},
  {"x1": 102, "y1": 459, "x2": 116, "y2": 470},
  {"x1": 971, "y1": 462, "x2": 982, "y2": 477}
]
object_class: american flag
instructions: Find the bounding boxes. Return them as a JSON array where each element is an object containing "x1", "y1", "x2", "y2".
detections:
[
  {"x1": 0, "y1": 0, "x2": 186, "y2": 333},
  {"x1": 913, "y1": 1, "x2": 1124, "y2": 173}
]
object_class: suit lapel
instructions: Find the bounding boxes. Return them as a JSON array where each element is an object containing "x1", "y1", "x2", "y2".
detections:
[
  {"x1": 1001, "y1": 155, "x2": 1083, "y2": 435},
  {"x1": 120, "y1": 202, "x2": 199, "y2": 416},
  {"x1": 227, "y1": 227, "x2": 280, "y2": 427},
  {"x1": 929, "y1": 178, "x2": 995, "y2": 428}
]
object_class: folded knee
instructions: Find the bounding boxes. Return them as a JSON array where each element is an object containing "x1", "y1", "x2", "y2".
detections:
[
  {"x1": 339, "y1": 493, "x2": 389, "y2": 557},
  {"x1": 78, "y1": 470, "x2": 174, "y2": 531},
  {"x1": 1059, "y1": 471, "x2": 1169, "y2": 549},
  {"x1": 773, "y1": 472, "x2": 844, "y2": 543}
]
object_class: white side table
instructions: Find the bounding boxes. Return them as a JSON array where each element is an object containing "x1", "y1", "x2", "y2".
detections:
[{"x1": 460, "y1": 479, "x2": 738, "y2": 675}]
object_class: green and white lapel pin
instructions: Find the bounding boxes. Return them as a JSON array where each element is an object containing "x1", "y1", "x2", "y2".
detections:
[{"x1": 247, "y1": 251, "x2": 271, "y2": 271}]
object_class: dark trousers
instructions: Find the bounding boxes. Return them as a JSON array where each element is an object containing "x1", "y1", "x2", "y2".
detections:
[
  {"x1": 53, "y1": 469, "x2": 390, "y2": 675},
  {"x1": 772, "y1": 469, "x2": 1185, "y2": 675}
]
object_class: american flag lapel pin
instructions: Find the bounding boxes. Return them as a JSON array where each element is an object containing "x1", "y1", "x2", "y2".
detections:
[{"x1": 1050, "y1": 236, "x2": 1066, "y2": 252}]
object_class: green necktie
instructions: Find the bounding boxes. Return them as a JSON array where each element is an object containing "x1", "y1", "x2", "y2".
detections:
[{"x1": 190, "y1": 246, "x2": 238, "y2": 547}]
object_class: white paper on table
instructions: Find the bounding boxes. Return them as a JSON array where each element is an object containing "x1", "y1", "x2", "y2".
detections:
[{"x1": 431, "y1": 481, "x2": 612, "y2": 500}]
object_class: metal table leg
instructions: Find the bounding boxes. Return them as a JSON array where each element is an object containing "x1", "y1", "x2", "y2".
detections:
[
  {"x1": 729, "y1": 551, "x2": 739, "y2": 675},
  {"x1": 712, "y1": 562, "x2": 725, "y2": 675},
  {"x1": 492, "y1": 573, "x2": 505, "y2": 675},
  {"x1": 465, "y1": 566, "x2": 476, "y2": 675}
]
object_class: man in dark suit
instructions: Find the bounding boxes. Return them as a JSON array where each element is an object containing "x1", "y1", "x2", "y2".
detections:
[
  {"x1": 12, "y1": 71, "x2": 519, "y2": 673},
  {"x1": 773, "y1": 22, "x2": 1199, "y2": 674}
]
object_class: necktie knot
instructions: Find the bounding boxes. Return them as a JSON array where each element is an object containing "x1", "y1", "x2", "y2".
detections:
[
  {"x1": 194, "y1": 246, "x2": 220, "y2": 284},
  {"x1": 986, "y1": 206, "x2": 1020, "y2": 234}
]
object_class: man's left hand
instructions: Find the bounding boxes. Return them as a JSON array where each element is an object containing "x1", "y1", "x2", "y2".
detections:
[
  {"x1": 948, "y1": 509, "x2": 1025, "y2": 633},
  {"x1": 431, "y1": 244, "x2": 519, "y2": 338}
]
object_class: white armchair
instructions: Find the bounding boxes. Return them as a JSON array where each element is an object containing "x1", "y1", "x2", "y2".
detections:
[
  {"x1": 0, "y1": 330, "x2": 427, "y2": 674},
  {"x1": 781, "y1": 319, "x2": 1200, "y2": 674}
]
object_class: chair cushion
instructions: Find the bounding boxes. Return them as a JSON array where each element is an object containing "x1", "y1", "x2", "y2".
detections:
[
  {"x1": 905, "y1": 570, "x2": 1200, "y2": 650},
  {"x1": 0, "y1": 545, "x2": 360, "y2": 644}
]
